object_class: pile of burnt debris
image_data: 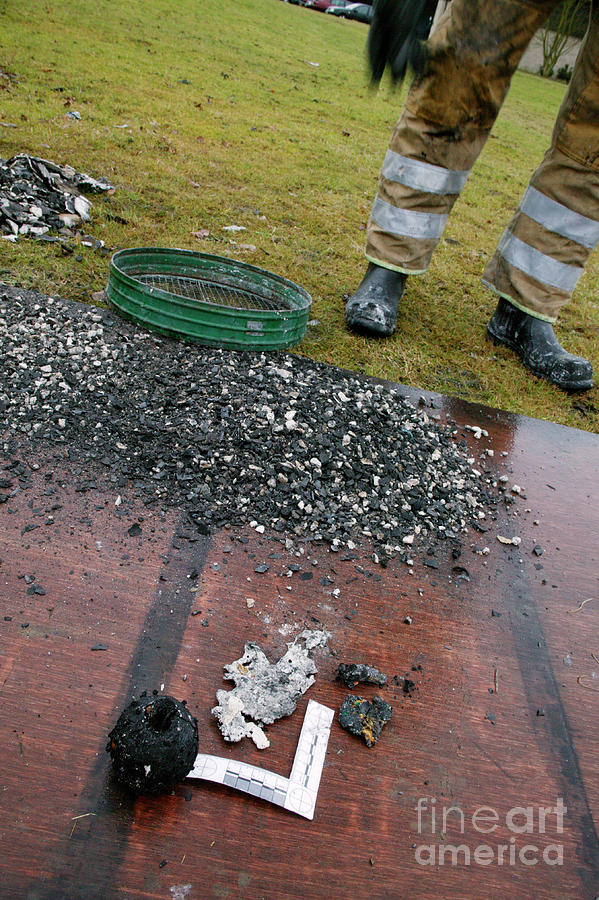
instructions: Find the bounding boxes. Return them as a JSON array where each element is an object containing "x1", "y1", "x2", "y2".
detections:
[
  {"x1": 0, "y1": 154, "x2": 113, "y2": 247},
  {"x1": 0, "y1": 284, "x2": 500, "y2": 559}
]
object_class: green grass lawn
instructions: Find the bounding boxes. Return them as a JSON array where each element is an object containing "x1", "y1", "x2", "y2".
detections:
[{"x1": 1, "y1": 0, "x2": 598, "y2": 431}]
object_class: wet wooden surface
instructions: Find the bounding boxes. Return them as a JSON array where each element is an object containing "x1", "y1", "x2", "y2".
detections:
[{"x1": 1, "y1": 386, "x2": 598, "y2": 900}]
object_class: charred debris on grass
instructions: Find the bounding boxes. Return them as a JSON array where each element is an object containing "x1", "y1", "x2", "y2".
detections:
[
  {"x1": 0, "y1": 154, "x2": 113, "y2": 249},
  {"x1": 0, "y1": 284, "x2": 506, "y2": 563}
]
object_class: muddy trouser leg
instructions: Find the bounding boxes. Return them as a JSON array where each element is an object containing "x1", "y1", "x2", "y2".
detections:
[
  {"x1": 365, "y1": 0, "x2": 560, "y2": 276},
  {"x1": 483, "y1": 2, "x2": 599, "y2": 321}
]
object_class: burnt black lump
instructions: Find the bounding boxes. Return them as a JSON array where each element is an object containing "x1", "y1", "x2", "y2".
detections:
[
  {"x1": 338, "y1": 694, "x2": 392, "y2": 747},
  {"x1": 106, "y1": 694, "x2": 198, "y2": 793},
  {"x1": 336, "y1": 662, "x2": 387, "y2": 689}
]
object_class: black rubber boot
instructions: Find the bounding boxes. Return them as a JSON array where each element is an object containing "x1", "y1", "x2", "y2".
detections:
[
  {"x1": 345, "y1": 263, "x2": 407, "y2": 337},
  {"x1": 487, "y1": 297, "x2": 593, "y2": 391}
]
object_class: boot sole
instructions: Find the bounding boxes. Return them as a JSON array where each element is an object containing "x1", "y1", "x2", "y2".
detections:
[
  {"x1": 486, "y1": 324, "x2": 594, "y2": 392},
  {"x1": 346, "y1": 313, "x2": 396, "y2": 337}
]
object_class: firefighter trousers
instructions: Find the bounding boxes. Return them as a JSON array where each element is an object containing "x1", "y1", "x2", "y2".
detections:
[{"x1": 365, "y1": 0, "x2": 599, "y2": 322}]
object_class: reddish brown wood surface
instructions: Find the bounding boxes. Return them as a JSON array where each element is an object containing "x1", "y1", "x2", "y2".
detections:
[{"x1": 1, "y1": 388, "x2": 598, "y2": 899}]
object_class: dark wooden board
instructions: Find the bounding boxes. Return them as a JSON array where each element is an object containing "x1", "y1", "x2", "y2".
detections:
[{"x1": 1, "y1": 388, "x2": 598, "y2": 899}]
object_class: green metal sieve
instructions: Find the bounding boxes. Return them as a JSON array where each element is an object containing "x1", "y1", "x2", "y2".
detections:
[{"x1": 106, "y1": 247, "x2": 312, "y2": 351}]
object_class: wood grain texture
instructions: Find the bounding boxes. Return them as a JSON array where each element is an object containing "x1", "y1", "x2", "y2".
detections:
[{"x1": 0, "y1": 387, "x2": 597, "y2": 900}]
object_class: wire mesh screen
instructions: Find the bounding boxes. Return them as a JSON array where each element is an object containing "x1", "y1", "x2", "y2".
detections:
[{"x1": 135, "y1": 272, "x2": 292, "y2": 312}]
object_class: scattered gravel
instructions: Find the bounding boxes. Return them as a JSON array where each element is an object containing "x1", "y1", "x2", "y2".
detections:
[{"x1": 0, "y1": 284, "x2": 498, "y2": 557}]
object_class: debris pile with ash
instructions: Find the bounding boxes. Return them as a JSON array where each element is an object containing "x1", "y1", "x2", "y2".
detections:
[
  {"x1": 0, "y1": 154, "x2": 113, "y2": 244},
  {"x1": 0, "y1": 285, "x2": 498, "y2": 557}
]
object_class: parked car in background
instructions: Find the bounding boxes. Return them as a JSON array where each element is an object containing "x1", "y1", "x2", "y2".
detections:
[
  {"x1": 345, "y1": 2, "x2": 372, "y2": 22},
  {"x1": 326, "y1": 0, "x2": 360, "y2": 15},
  {"x1": 304, "y1": 0, "x2": 333, "y2": 11}
]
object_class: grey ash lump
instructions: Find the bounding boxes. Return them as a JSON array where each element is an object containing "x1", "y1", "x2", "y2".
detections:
[{"x1": 0, "y1": 284, "x2": 496, "y2": 554}]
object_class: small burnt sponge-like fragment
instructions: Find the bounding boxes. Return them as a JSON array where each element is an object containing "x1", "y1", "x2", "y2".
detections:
[
  {"x1": 106, "y1": 694, "x2": 199, "y2": 793},
  {"x1": 338, "y1": 695, "x2": 392, "y2": 747},
  {"x1": 337, "y1": 662, "x2": 387, "y2": 689}
]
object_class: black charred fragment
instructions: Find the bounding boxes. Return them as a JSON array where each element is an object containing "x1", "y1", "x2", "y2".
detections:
[
  {"x1": 401, "y1": 677, "x2": 416, "y2": 695},
  {"x1": 106, "y1": 694, "x2": 198, "y2": 793},
  {"x1": 338, "y1": 695, "x2": 392, "y2": 747},
  {"x1": 336, "y1": 662, "x2": 387, "y2": 689},
  {"x1": 391, "y1": 673, "x2": 417, "y2": 695}
]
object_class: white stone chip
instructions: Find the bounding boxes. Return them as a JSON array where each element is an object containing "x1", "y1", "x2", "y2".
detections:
[{"x1": 497, "y1": 535, "x2": 521, "y2": 546}]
